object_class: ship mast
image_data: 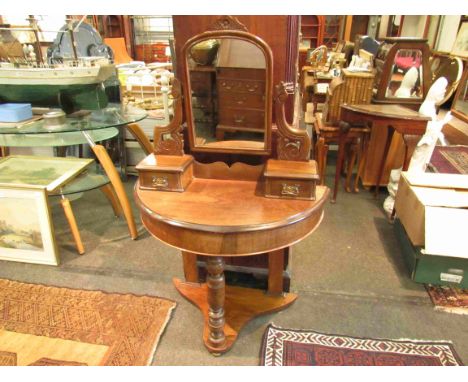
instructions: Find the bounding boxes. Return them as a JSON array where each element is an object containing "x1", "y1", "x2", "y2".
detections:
[{"x1": 27, "y1": 15, "x2": 44, "y2": 65}]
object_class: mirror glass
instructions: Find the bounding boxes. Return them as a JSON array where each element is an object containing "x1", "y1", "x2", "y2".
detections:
[
  {"x1": 385, "y1": 49, "x2": 423, "y2": 99},
  {"x1": 430, "y1": 55, "x2": 463, "y2": 104},
  {"x1": 452, "y1": 69, "x2": 468, "y2": 122},
  {"x1": 187, "y1": 37, "x2": 267, "y2": 150}
]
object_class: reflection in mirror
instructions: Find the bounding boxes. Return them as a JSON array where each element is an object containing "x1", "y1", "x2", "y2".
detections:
[
  {"x1": 188, "y1": 37, "x2": 267, "y2": 150},
  {"x1": 386, "y1": 49, "x2": 423, "y2": 99},
  {"x1": 430, "y1": 55, "x2": 463, "y2": 105}
]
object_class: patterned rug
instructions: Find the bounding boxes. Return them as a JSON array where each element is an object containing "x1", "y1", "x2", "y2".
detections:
[
  {"x1": 260, "y1": 324, "x2": 463, "y2": 366},
  {"x1": 0, "y1": 279, "x2": 176, "y2": 366},
  {"x1": 426, "y1": 284, "x2": 468, "y2": 315}
]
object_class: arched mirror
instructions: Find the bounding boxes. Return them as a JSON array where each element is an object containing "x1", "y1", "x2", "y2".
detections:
[
  {"x1": 182, "y1": 22, "x2": 273, "y2": 155},
  {"x1": 430, "y1": 54, "x2": 464, "y2": 105},
  {"x1": 385, "y1": 49, "x2": 424, "y2": 99}
]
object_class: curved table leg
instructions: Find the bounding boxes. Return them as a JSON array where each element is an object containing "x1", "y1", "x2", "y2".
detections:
[
  {"x1": 100, "y1": 184, "x2": 122, "y2": 217},
  {"x1": 92, "y1": 144, "x2": 138, "y2": 240},
  {"x1": 332, "y1": 121, "x2": 350, "y2": 203},
  {"x1": 60, "y1": 197, "x2": 85, "y2": 255},
  {"x1": 374, "y1": 126, "x2": 395, "y2": 198}
]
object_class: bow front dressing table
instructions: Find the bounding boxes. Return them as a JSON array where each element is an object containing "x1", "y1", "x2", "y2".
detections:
[{"x1": 134, "y1": 16, "x2": 329, "y2": 355}]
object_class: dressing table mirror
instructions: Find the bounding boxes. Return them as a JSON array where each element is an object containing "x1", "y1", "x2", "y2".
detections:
[
  {"x1": 134, "y1": 16, "x2": 328, "y2": 355},
  {"x1": 430, "y1": 54, "x2": 464, "y2": 106},
  {"x1": 451, "y1": 65, "x2": 468, "y2": 123},
  {"x1": 182, "y1": 25, "x2": 273, "y2": 155},
  {"x1": 373, "y1": 38, "x2": 431, "y2": 109}
]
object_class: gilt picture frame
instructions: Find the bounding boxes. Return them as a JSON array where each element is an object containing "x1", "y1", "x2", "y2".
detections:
[
  {"x1": 0, "y1": 185, "x2": 59, "y2": 265},
  {"x1": 451, "y1": 21, "x2": 468, "y2": 58},
  {"x1": 0, "y1": 155, "x2": 94, "y2": 192}
]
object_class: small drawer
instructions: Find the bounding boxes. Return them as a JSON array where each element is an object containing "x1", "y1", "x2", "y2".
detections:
[
  {"x1": 265, "y1": 178, "x2": 317, "y2": 200},
  {"x1": 139, "y1": 171, "x2": 181, "y2": 191},
  {"x1": 217, "y1": 79, "x2": 265, "y2": 95},
  {"x1": 218, "y1": 92, "x2": 265, "y2": 109},
  {"x1": 217, "y1": 67, "x2": 265, "y2": 80},
  {"x1": 218, "y1": 107, "x2": 265, "y2": 129}
]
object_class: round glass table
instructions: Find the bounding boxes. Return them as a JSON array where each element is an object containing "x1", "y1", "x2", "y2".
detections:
[{"x1": 0, "y1": 104, "x2": 148, "y2": 254}]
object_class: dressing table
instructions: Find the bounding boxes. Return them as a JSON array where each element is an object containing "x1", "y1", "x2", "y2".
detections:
[{"x1": 134, "y1": 17, "x2": 329, "y2": 355}]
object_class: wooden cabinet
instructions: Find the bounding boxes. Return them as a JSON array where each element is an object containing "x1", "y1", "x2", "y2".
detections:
[
  {"x1": 216, "y1": 67, "x2": 266, "y2": 138},
  {"x1": 190, "y1": 66, "x2": 217, "y2": 126},
  {"x1": 299, "y1": 16, "x2": 325, "y2": 72},
  {"x1": 134, "y1": 43, "x2": 170, "y2": 63}
]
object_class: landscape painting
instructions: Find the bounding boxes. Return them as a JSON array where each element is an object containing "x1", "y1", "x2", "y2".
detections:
[
  {"x1": 0, "y1": 187, "x2": 58, "y2": 265},
  {"x1": 0, "y1": 156, "x2": 93, "y2": 192},
  {"x1": 0, "y1": 196, "x2": 44, "y2": 251}
]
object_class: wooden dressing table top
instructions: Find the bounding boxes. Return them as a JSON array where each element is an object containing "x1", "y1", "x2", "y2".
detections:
[
  {"x1": 342, "y1": 104, "x2": 431, "y2": 121},
  {"x1": 136, "y1": 178, "x2": 328, "y2": 232},
  {"x1": 135, "y1": 177, "x2": 329, "y2": 256}
]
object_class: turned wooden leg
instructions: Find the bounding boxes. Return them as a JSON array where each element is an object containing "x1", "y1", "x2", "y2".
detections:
[
  {"x1": 60, "y1": 197, "x2": 85, "y2": 255},
  {"x1": 345, "y1": 142, "x2": 358, "y2": 193},
  {"x1": 354, "y1": 131, "x2": 370, "y2": 193},
  {"x1": 92, "y1": 144, "x2": 138, "y2": 239},
  {"x1": 206, "y1": 257, "x2": 226, "y2": 351},
  {"x1": 332, "y1": 121, "x2": 350, "y2": 203},
  {"x1": 100, "y1": 184, "x2": 122, "y2": 217},
  {"x1": 182, "y1": 251, "x2": 199, "y2": 283}
]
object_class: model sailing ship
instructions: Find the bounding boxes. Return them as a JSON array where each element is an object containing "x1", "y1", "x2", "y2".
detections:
[{"x1": 0, "y1": 18, "x2": 116, "y2": 111}]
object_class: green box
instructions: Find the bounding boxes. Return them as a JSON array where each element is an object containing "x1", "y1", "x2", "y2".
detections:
[{"x1": 394, "y1": 218, "x2": 468, "y2": 288}]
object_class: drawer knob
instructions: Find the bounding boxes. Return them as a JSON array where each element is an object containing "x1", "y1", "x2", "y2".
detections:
[
  {"x1": 281, "y1": 183, "x2": 300, "y2": 196},
  {"x1": 234, "y1": 115, "x2": 245, "y2": 124},
  {"x1": 151, "y1": 176, "x2": 169, "y2": 188}
]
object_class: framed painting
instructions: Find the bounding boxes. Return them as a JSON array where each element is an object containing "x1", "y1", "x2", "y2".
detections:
[
  {"x1": 0, "y1": 186, "x2": 58, "y2": 265},
  {"x1": 0, "y1": 155, "x2": 94, "y2": 192},
  {"x1": 451, "y1": 21, "x2": 468, "y2": 58}
]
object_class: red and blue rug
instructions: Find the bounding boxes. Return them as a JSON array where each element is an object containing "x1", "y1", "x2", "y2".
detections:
[{"x1": 260, "y1": 324, "x2": 463, "y2": 366}]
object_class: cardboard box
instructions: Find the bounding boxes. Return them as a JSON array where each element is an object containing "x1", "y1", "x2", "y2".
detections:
[
  {"x1": 394, "y1": 218, "x2": 468, "y2": 288},
  {"x1": 394, "y1": 172, "x2": 468, "y2": 259}
]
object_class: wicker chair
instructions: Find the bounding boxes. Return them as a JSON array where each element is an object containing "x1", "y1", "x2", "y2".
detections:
[{"x1": 313, "y1": 69, "x2": 375, "y2": 192}]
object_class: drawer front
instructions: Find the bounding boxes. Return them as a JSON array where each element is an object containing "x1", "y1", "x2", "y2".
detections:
[
  {"x1": 217, "y1": 67, "x2": 265, "y2": 80},
  {"x1": 265, "y1": 178, "x2": 316, "y2": 200},
  {"x1": 139, "y1": 171, "x2": 181, "y2": 191},
  {"x1": 218, "y1": 92, "x2": 264, "y2": 109},
  {"x1": 190, "y1": 80, "x2": 213, "y2": 96},
  {"x1": 217, "y1": 79, "x2": 265, "y2": 95},
  {"x1": 218, "y1": 108, "x2": 265, "y2": 129}
]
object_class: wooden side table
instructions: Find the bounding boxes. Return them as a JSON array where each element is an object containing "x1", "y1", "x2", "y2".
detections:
[
  {"x1": 135, "y1": 164, "x2": 329, "y2": 354},
  {"x1": 333, "y1": 104, "x2": 431, "y2": 203}
]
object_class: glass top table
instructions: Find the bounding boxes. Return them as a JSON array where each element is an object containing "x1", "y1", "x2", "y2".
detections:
[{"x1": 0, "y1": 104, "x2": 147, "y2": 147}]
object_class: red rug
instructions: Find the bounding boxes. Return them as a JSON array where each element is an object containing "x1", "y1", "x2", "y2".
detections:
[
  {"x1": 260, "y1": 324, "x2": 463, "y2": 366},
  {"x1": 426, "y1": 284, "x2": 468, "y2": 315}
]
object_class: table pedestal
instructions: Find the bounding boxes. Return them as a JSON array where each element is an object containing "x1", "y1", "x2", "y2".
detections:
[{"x1": 174, "y1": 256, "x2": 297, "y2": 355}]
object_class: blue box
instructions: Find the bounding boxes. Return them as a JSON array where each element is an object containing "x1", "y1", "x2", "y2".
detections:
[{"x1": 0, "y1": 103, "x2": 33, "y2": 122}]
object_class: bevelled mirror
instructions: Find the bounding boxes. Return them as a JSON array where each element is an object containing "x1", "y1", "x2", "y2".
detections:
[{"x1": 182, "y1": 19, "x2": 273, "y2": 155}]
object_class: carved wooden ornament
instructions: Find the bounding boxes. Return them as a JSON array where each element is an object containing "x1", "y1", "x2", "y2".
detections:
[
  {"x1": 275, "y1": 82, "x2": 311, "y2": 161},
  {"x1": 209, "y1": 16, "x2": 248, "y2": 32},
  {"x1": 153, "y1": 78, "x2": 185, "y2": 156}
]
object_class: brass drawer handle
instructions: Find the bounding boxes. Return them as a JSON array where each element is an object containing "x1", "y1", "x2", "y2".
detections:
[
  {"x1": 151, "y1": 176, "x2": 169, "y2": 188},
  {"x1": 281, "y1": 183, "x2": 300, "y2": 196},
  {"x1": 234, "y1": 116, "x2": 245, "y2": 124}
]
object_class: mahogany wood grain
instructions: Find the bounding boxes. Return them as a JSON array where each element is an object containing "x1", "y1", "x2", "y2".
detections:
[
  {"x1": 206, "y1": 257, "x2": 227, "y2": 350},
  {"x1": 268, "y1": 249, "x2": 285, "y2": 295},
  {"x1": 193, "y1": 161, "x2": 263, "y2": 181},
  {"x1": 174, "y1": 278, "x2": 297, "y2": 354},
  {"x1": 333, "y1": 104, "x2": 430, "y2": 202},
  {"x1": 182, "y1": 251, "x2": 199, "y2": 283}
]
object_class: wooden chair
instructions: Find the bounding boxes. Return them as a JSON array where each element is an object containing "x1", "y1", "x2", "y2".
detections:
[{"x1": 313, "y1": 69, "x2": 375, "y2": 192}]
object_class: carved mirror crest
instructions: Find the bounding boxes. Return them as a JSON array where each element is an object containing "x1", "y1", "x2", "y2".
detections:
[{"x1": 182, "y1": 16, "x2": 273, "y2": 155}]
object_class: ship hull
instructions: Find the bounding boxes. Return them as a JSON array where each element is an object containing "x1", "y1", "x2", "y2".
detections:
[{"x1": 0, "y1": 83, "x2": 109, "y2": 112}]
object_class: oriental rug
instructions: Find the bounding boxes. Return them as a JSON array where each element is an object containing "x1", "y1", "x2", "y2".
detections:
[
  {"x1": 0, "y1": 278, "x2": 176, "y2": 366},
  {"x1": 426, "y1": 284, "x2": 468, "y2": 315},
  {"x1": 260, "y1": 324, "x2": 463, "y2": 366}
]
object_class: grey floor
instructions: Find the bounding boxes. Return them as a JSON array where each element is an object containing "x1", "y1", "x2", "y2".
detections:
[{"x1": 0, "y1": 165, "x2": 467, "y2": 366}]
